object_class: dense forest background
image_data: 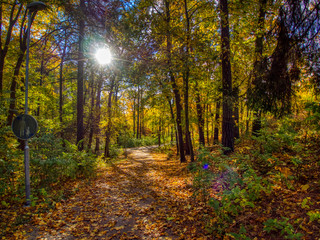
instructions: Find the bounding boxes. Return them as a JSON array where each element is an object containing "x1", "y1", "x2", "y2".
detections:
[{"x1": 1, "y1": 0, "x2": 320, "y2": 239}]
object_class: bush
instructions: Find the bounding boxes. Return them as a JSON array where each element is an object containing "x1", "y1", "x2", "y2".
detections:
[
  {"x1": 0, "y1": 126, "x2": 22, "y2": 196},
  {"x1": 30, "y1": 129, "x2": 98, "y2": 185},
  {"x1": 305, "y1": 101, "x2": 320, "y2": 130},
  {"x1": 0, "y1": 127, "x2": 98, "y2": 205},
  {"x1": 118, "y1": 135, "x2": 158, "y2": 148},
  {"x1": 190, "y1": 149, "x2": 273, "y2": 235}
]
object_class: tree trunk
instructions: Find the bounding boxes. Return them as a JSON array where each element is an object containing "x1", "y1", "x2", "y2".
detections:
[
  {"x1": 183, "y1": 0, "x2": 194, "y2": 161},
  {"x1": 252, "y1": 0, "x2": 267, "y2": 135},
  {"x1": 234, "y1": 88, "x2": 240, "y2": 139},
  {"x1": 104, "y1": 76, "x2": 115, "y2": 159},
  {"x1": 158, "y1": 117, "x2": 161, "y2": 146},
  {"x1": 37, "y1": 39, "x2": 47, "y2": 117},
  {"x1": 136, "y1": 86, "x2": 140, "y2": 139},
  {"x1": 214, "y1": 101, "x2": 220, "y2": 143},
  {"x1": 165, "y1": 0, "x2": 186, "y2": 163},
  {"x1": 7, "y1": 54, "x2": 25, "y2": 126},
  {"x1": 0, "y1": 3, "x2": 22, "y2": 95},
  {"x1": 206, "y1": 104, "x2": 209, "y2": 145},
  {"x1": 94, "y1": 78, "x2": 103, "y2": 154},
  {"x1": 195, "y1": 81, "x2": 205, "y2": 146},
  {"x1": 59, "y1": 30, "x2": 67, "y2": 141},
  {"x1": 87, "y1": 70, "x2": 96, "y2": 151},
  {"x1": 220, "y1": 0, "x2": 234, "y2": 154},
  {"x1": 133, "y1": 96, "x2": 136, "y2": 136},
  {"x1": 7, "y1": 11, "x2": 28, "y2": 126},
  {"x1": 168, "y1": 98, "x2": 179, "y2": 155},
  {"x1": 77, "y1": 0, "x2": 85, "y2": 151}
]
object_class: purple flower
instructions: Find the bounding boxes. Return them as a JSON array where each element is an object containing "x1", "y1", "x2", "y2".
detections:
[{"x1": 203, "y1": 164, "x2": 209, "y2": 170}]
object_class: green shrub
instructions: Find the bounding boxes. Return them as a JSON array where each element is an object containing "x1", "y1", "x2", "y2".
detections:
[
  {"x1": 118, "y1": 135, "x2": 158, "y2": 148},
  {"x1": 190, "y1": 149, "x2": 273, "y2": 235},
  {"x1": 0, "y1": 126, "x2": 22, "y2": 196},
  {"x1": 30, "y1": 129, "x2": 98, "y2": 184},
  {"x1": 305, "y1": 101, "x2": 320, "y2": 130},
  {"x1": 263, "y1": 217, "x2": 303, "y2": 239}
]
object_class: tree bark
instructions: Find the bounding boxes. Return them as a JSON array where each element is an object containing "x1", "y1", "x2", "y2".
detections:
[
  {"x1": 168, "y1": 98, "x2": 179, "y2": 155},
  {"x1": 136, "y1": 86, "x2": 140, "y2": 139},
  {"x1": 77, "y1": 0, "x2": 85, "y2": 151},
  {"x1": 195, "y1": 81, "x2": 205, "y2": 146},
  {"x1": 0, "y1": 2, "x2": 22, "y2": 95},
  {"x1": 165, "y1": 0, "x2": 186, "y2": 163},
  {"x1": 87, "y1": 70, "x2": 96, "y2": 151},
  {"x1": 234, "y1": 88, "x2": 240, "y2": 139},
  {"x1": 183, "y1": 0, "x2": 194, "y2": 161},
  {"x1": 59, "y1": 29, "x2": 67, "y2": 141},
  {"x1": 133, "y1": 95, "x2": 136, "y2": 136},
  {"x1": 206, "y1": 104, "x2": 209, "y2": 145},
  {"x1": 6, "y1": 11, "x2": 28, "y2": 126},
  {"x1": 214, "y1": 101, "x2": 220, "y2": 143},
  {"x1": 220, "y1": 0, "x2": 234, "y2": 154},
  {"x1": 94, "y1": 77, "x2": 103, "y2": 154},
  {"x1": 252, "y1": 0, "x2": 267, "y2": 135},
  {"x1": 104, "y1": 76, "x2": 115, "y2": 158}
]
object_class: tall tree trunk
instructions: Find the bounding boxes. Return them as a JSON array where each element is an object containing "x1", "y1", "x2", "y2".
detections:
[
  {"x1": 87, "y1": 70, "x2": 96, "y2": 151},
  {"x1": 195, "y1": 81, "x2": 205, "y2": 146},
  {"x1": 165, "y1": 0, "x2": 186, "y2": 163},
  {"x1": 234, "y1": 88, "x2": 240, "y2": 139},
  {"x1": 136, "y1": 87, "x2": 140, "y2": 139},
  {"x1": 220, "y1": 0, "x2": 234, "y2": 154},
  {"x1": 214, "y1": 101, "x2": 220, "y2": 143},
  {"x1": 104, "y1": 76, "x2": 115, "y2": 159},
  {"x1": 7, "y1": 11, "x2": 28, "y2": 126},
  {"x1": 168, "y1": 98, "x2": 179, "y2": 155},
  {"x1": 59, "y1": 30, "x2": 67, "y2": 141},
  {"x1": 77, "y1": 0, "x2": 85, "y2": 151},
  {"x1": 183, "y1": 0, "x2": 194, "y2": 161},
  {"x1": 94, "y1": 78, "x2": 103, "y2": 154},
  {"x1": 139, "y1": 89, "x2": 143, "y2": 138},
  {"x1": 252, "y1": 0, "x2": 267, "y2": 135},
  {"x1": 158, "y1": 117, "x2": 161, "y2": 146},
  {"x1": 206, "y1": 104, "x2": 209, "y2": 145},
  {"x1": 7, "y1": 54, "x2": 25, "y2": 126},
  {"x1": 133, "y1": 96, "x2": 136, "y2": 136},
  {"x1": 0, "y1": 2, "x2": 22, "y2": 95}
]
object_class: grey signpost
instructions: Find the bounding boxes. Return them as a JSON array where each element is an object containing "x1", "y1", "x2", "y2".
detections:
[{"x1": 11, "y1": 2, "x2": 46, "y2": 207}]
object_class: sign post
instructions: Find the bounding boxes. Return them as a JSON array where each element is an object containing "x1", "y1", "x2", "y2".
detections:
[
  {"x1": 11, "y1": 1, "x2": 46, "y2": 207},
  {"x1": 12, "y1": 114, "x2": 38, "y2": 206}
]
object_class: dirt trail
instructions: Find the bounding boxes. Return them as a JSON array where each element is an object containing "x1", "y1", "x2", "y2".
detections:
[{"x1": 24, "y1": 147, "x2": 210, "y2": 240}]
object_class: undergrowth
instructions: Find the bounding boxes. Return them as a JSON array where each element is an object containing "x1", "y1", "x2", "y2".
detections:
[{"x1": 190, "y1": 109, "x2": 320, "y2": 239}]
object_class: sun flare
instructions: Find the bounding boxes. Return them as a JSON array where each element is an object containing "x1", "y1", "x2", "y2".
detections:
[{"x1": 95, "y1": 48, "x2": 112, "y2": 65}]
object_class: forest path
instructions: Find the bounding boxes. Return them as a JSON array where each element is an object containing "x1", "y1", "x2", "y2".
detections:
[{"x1": 26, "y1": 146, "x2": 210, "y2": 239}]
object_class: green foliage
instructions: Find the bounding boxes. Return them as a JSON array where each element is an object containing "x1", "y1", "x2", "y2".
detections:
[
  {"x1": 188, "y1": 149, "x2": 217, "y2": 199},
  {"x1": 0, "y1": 126, "x2": 22, "y2": 196},
  {"x1": 227, "y1": 225, "x2": 251, "y2": 240},
  {"x1": 118, "y1": 135, "x2": 158, "y2": 148},
  {"x1": 252, "y1": 117, "x2": 298, "y2": 154},
  {"x1": 307, "y1": 210, "x2": 320, "y2": 223},
  {"x1": 107, "y1": 144, "x2": 123, "y2": 159},
  {"x1": 305, "y1": 102, "x2": 320, "y2": 130},
  {"x1": 263, "y1": 217, "x2": 303, "y2": 239},
  {"x1": 30, "y1": 129, "x2": 98, "y2": 186},
  {"x1": 190, "y1": 149, "x2": 272, "y2": 235},
  {"x1": 0, "y1": 127, "x2": 98, "y2": 205}
]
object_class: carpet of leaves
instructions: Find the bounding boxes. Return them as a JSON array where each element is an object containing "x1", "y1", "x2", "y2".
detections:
[{"x1": 3, "y1": 146, "x2": 213, "y2": 239}]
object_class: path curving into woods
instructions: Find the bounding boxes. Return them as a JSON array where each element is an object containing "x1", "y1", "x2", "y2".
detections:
[{"x1": 23, "y1": 146, "x2": 211, "y2": 240}]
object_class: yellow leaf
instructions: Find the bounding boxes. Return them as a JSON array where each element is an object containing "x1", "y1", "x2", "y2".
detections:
[
  {"x1": 114, "y1": 226, "x2": 124, "y2": 230},
  {"x1": 301, "y1": 184, "x2": 310, "y2": 192}
]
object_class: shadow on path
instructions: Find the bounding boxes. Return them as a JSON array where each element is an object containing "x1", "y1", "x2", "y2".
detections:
[{"x1": 23, "y1": 147, "x2": 210, "y2": 240}]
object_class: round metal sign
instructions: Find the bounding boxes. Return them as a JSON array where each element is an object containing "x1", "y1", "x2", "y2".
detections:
[{"x1": 12, "y1": 114, "x2": 38, "y2": 140}]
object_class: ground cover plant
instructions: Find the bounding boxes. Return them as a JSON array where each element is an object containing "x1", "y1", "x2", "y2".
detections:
[{"x1": 0, "y1": 0, "x2": 320, "y2": 239}]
